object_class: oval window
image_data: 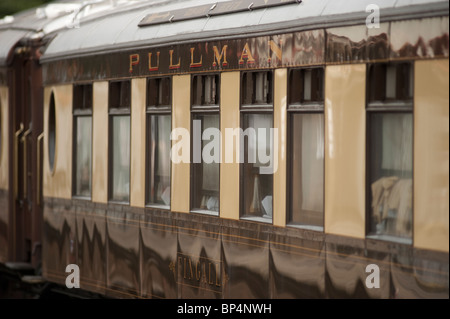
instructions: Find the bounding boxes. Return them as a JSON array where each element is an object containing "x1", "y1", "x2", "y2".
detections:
[{"x1": 48, "y1": 93, "x2": 56, "y2": 172}]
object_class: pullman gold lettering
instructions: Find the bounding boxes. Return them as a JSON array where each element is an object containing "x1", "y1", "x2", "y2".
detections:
[
  {"x1": 190, "y1": 47, "x2": 203, "y2": 68},
  {"x1": 239, "y1": 43, "x2": 255, "y2": 65},
  {"x1": 124, "y1": 35, "x2": 294, "y2": 74},
  {"x1": 148, "y1": 52, "x2": 160, "y2": 71},
  {"x1": 129, "y1": 53, "x2": 139, "y2": 72},
  {"x1": 267, "y1": 40, "x2": 283, "y2": 63},
  {"x1": 212, "y1": 45, "x2": 228, "y2": 67},
  {"x1": 169, "y1": 49, "x2": 181, "y2": 69}
]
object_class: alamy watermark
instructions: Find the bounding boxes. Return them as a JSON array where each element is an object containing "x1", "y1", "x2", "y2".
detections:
[
  {"x1": 171, "y1": 120, "x2": 278, "y2": 175},
  {"x1": 365, "y1": 264, "x2": 380, "y2": 289},
  {"x1": 65, "y1": 264, "x2": 80, "y2": 289},
  {"x1": 366, "y1": 4, "x2": 380, "y2": 29}
]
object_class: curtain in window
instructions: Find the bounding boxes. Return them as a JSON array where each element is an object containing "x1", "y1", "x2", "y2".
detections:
[
  {"x1": 149, "y1": 115, "x2": 171, "y2": 206},
  {"x1": 381, "y1": 113, "x2": 413, "y2": 173},
  {"x1": 370, "y1": 113, "x2": 413, "y2": 237},
  {"x1": 112, "y1": 116, "x2": 130, "y2": 201},
  {"x1": 75, "y1": 116, "x2": 92, "y2": 197},
  {"x1": 290, "y1": 113, "x2": 324, "y2": 226},
  {"x1": 247, "y1": 114, "x2": 272, "y2": 168},
  {"x1": 201, "y1": 114, "x2": 220, "y2": 192}
]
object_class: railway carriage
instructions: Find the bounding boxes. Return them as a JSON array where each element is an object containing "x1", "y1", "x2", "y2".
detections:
[{"x1": 0, "y1": 0, "x2": 449, "y2": 298}]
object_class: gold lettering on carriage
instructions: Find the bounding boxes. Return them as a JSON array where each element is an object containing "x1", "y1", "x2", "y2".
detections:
[
  {"x1": 128, "y1": 39, "x2": 283, "y2": 72},
  {"x1": 169, "y1": 253, "x2": 222, "y2": 292}
]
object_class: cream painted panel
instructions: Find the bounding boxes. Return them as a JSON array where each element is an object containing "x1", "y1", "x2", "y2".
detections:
[
  {"x1": 171, "y1": 75, "x2": 190, "y2": 213},
  {"x1": 92, "y1": 82, "x2": 109, "y2": 204},
  {"x1": 0, "y1": 86, "x2": 8, "y2": 190},
  {"x1": 220, "y1": 72, "x2": 240, "y2": 220},
  {"x1": 273, "y1": 69, "x2": 287, "y2": 227},
  {"x1": 414, "y1": 59, "x2": 449, "y2": 252},
  {"x1": 130, "y1": 78, "x2": 146, "y2": 208},
  {"x1": 324, "y1": 64, "x2": 366, "y2": 238},
  {"x1": 43, "y1": 85, "x2": 73, "y2": 199}
]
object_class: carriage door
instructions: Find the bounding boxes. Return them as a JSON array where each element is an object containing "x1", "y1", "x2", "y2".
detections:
[{"x1": 9, "y1": 45, "x2": 43, "y2": 268}]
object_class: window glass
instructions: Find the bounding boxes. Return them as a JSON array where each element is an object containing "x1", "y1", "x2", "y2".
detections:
[
  {"x1": 241, "y1": 71, "x2": 272, "y2": 105},
  {"x1": 367, "y1": 62, "x2": 413, "y2": 240},
  {"x1": 368, "y1": 113, "x2": 413, "y2": 238},
  {"x1": 193, "y1": 74, "x2": 219, "y2": 106},
  {"x1": 73, "y1": 84, "x2": 93, "y2": 198},
  {"x1": 289, "y1": 68, "x2": 324, "y2": 104},
  {"x1": 146, "y1": 76, "x2": 172, "y2": 207},
  {"x1": 74, "y1": 116, "x2": 92, "y2": 197},
  {"x1": 289, "y1": 113, "x2": 324, "y2": 226},
  {"x1": 287, "y1": 67, "x2": 325, "y2": 228},
  {"x1": 241, "y1": 113, "x2": 273, "y2": 219},
  {"x1": 109, "y1": 81, "x2": 131, "y2": 109},
  {"x1": 111, "y1": 115, "x2": 130, "y2": 202},
  {"x1": 147, "y1": 114, "x2": 171, "y2": 206},
  {"x1": 191, "y1": 113, "x2": 220, "y2": 212},
  {"x1": 148, "y1": 77, "x2": 171, "y2": 107}
]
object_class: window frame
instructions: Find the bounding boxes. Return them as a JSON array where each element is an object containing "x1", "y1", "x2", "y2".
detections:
[
  {"x1": 145, "y1": 76, "x2": 172, "y2": 209},
  {"x1": 72, "y1": 83, "x2": 93, "y2": 200},
  {"x1": 190, "y1": 73, "x2": 221, "y2": 216},
  {"x1": 365, "y1": 62, "x2": 414, "y2": 244},
  {"x1": 239, "y1": 70, "x2": 274, "y2": 223},
  {"x1": 108, "y1": 79, "x2": 132, "y2": 204},
  {"x1": 286, "y1": 66, "x2": 325, "y2": 231}
]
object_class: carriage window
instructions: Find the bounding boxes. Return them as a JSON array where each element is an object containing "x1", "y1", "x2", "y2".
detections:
[
  {"x1": 240, "y1": 71, "x2": 273, "y2": 222},
  {"x1": 289, "y1": 68, "x2": 324, "y2": 104},
  {"x1": 73, "y1": 84, "x2": 93, "y2": 198},
  {"x1": 109, "y1": 80, "x2": 131, "y2": 202},
  {"x1": 147, "y1": 77, "x2": 171, "y2": 107},
  {"x1": 48, "y1": 92, "x2": 56, "y2": 173},
  {"x1": 367, "y1": 63, "x2": 413, "y2": 241},
  {"x1": 191, "y1": 74, "x2": 220, "y2": 214},
  {"x1": 192, "y1": 74, "x2": 220, "y2": 106},
  {"x1": 368, "y1": 63, "x2": 412, "y2": 102},
  {"x1": 241, "y1": 71, "x2": 272, "y2": 105},
  {"x1": 287, "y1": 68, "x2": 324, "y2": 229},
  {"x1": 146, "y1": 77, "x2": 172, "y2": 207}
]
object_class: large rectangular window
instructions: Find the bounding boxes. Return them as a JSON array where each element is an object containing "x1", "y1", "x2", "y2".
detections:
[
  {"x1": 287, "y1": 68, "x2": 325, "y2": 229},
  {"x1": 240, "y1": 71, "x2": 273, "y2": 222},
  {"x1": 73, "y1": 84, "x2": 93, "y2": 198},
  {"x1": 146, "y1": 77, "x2": 172, "y2": 207},
  {"x1": 367, "y1": 62, "x2": 413, "y2": 241},
  {"x1": 109, "y1": 80, "x2": 131, "y2": 202},
  {"x1": 191, "y1": 74, "x2": 220, "y2": 214}
]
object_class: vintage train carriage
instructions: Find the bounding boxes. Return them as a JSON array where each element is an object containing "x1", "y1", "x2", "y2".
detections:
[
  {"x1": 0, "y1": 0, "x2": 143, "y2": 295},
  {"x1": 1, "y1": 0, "x2": 449, "y2": 298}
]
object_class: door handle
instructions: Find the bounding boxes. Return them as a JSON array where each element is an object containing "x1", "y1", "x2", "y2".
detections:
[
  {"x1": 14, "y1": 123, "x2": 24, "y2": 199},
  {"x1": 21, "y1": 126, "x2": 32, "y2": 199},
  {"x1": 37, "y1": 133, "x2": 44, "y2": 206}
]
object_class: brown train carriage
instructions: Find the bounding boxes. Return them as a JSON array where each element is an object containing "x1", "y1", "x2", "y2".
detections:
[{"x1": 0, "y1": 0, "x2": 449, "y2": 299}]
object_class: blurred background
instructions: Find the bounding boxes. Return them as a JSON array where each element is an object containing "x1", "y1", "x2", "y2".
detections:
[{"x1": 0, "y1": 0, "x2": 53, "y2": 18}]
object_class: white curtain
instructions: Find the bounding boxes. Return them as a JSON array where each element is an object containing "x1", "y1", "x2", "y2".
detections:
[
  {"x1": 156, "y1": 115, "x2": 171, "y2": 180},
  {"x1": 202, "y1": 114, "x2": 220, "y2": 192},
  {"x1": 381, "y1": 113, "x2": 413, "y2": 172},
  {"x1": 112, "y1": 116, "x2": 130, "y2": 201},
  {"x1": 247, "y1": 114, "x2": 272, "y2": 168},
  {"x1": 300, "y1": 113, "x2": 324, "y2": 213},
  {"x1": 75, "y1": 116, "x2": 92, "y2": 196}
]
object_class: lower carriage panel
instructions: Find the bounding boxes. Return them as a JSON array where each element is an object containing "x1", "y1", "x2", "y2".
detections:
[{"x1": 42, "y1": 198, "x2": 449, "y2": 299}]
